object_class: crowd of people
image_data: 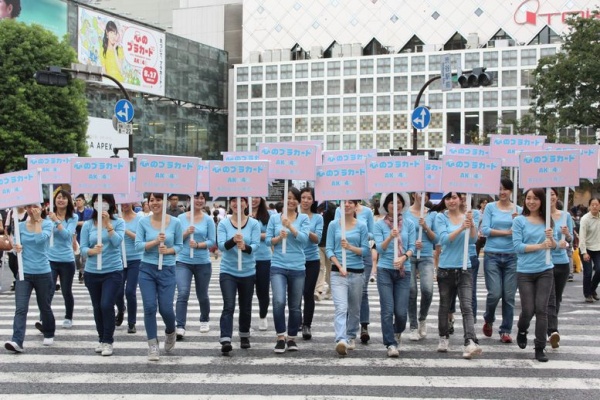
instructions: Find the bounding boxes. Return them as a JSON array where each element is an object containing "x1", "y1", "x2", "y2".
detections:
[{"x1": 1, "y1": 179, "x2": 597, "y2": 363}]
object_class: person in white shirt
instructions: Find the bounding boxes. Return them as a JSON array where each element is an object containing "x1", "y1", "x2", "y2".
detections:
[{"x1": 578, "y1": 197, "x2": 600, "y2": 303}]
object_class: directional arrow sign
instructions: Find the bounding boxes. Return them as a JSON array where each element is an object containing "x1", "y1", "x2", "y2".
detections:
[
  {"x1": 411, "y1": 106, "x2": 431, "y2": 130},
  {"x1": 114, "y1": 99, "x2": 134, "y2": 123}
]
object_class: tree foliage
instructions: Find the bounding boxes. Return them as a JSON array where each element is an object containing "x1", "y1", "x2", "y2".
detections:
[
  {"x1": 531, "y1": 15, "x2": 600, "y2": 133},
  {"x1": 0, "y1": 20, "x2": 88, "y2": 173}
]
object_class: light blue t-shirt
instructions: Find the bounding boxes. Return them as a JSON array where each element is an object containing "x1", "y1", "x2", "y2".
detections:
[
  {"x1": 123, "y1": 214, "x2": 143, "y2": 261},
  {"x1": 434, "y1": 211, "x2": 477, "y2": 269},
  {"x1": 326, "y1": 219, "x2": 370, "y2": 271},
  {"x1": 468, "y1": 210, "x2": 480, "y2": 258},
  {"x1": 177, "y1": 212, "x2": 215, "y2": 265},
  {"x1": 481, "y1": 202, "x2": 522, "y2": 253},
  {"x1": 19, "y1": 220, "x2": 53, "y2": 275},
  {"x1": 217, "y1": 217, "x2": 260, "y2": 277},
  {"x1": 512, "y1": 215, "x2": 555, "y2": 274},
  {"x1": 335, "y1": 204, "x2": 374, "y2": 239},
  {"x1": 266, "y1": 213, "x2": 310, "y2": 271},
  {"x1": 81, "y1": 218, "x2": 125, "y2": 274},
  {"x1": 303, "y1": 213, "x2": 323, "y2": 262},
  {"x1": 551, "y1": 210, "x2": 573, "y2": 265},
  {"x1": 47, "y1": 215, "x2": 78, "y2": 263},
  {"x1": 373, "y1": 217, "x2": 416, "y2": 272},
  {"x1": 135, "y1": 216, "x2": 183, "y2": 266},
  {"x1": 404, "y1": 209, "x2": 437, "y2": 257},
  {"x1": 252, "y1": 217, "x2": 272, "y2": 261}
]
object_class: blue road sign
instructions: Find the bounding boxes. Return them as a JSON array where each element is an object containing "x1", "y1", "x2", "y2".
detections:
[
  {"x1": 412, "y1": 106, "x2": 431, "y2": 130},
  {"x1": 114, "y1": 99, "x2": 134, "y2": 123}
]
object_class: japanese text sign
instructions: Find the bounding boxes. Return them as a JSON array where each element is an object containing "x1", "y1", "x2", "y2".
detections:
[
  {"x1": 258, "y1": 143, "x2": 318, "y2": 180},
  {"x1": 489, "y1": 134, "x2": 546, "y2": 167},
  {"x1": 445, "y1": 144, "x2": 490, "y2": 158},
  {"x1": 115, "y1": 173, "x2": 143, "y2": 204},
  {"x1": 365, "y1": 156, "x2": 426, "y2": 194},
  {"x1": 70, "y1": 158, "x2": 129, "y2": 194},
  {"x1": 545, "y1": 144, "x2": 598, "y2": 181},
  {"x1": 135, "y1": 154, "x2": 199, "y2": 194},
  {"x1": 519, "y1": 150, "x2": 580, "y2": 189},
  {"x1": 425, "y1": 160, "x2": 443, "y2": 193},
  {"x1": 222, "y1": 151, "x2": 259, "y2": 161},
  {"x1": 196, "y1": 161, "x2": 211, "y2": 192},
  {"x1": 323, "y1": 149, "x2": 378, "y2": 165},
  {"x1": 0, "y1": 170, "x2": 43, "y2": 209},
  {"x1": 26, "y1": 153, "x2": 77, "y2": 184},
  {"x1": 209, "y1": 161, "x2": 269, "y2": 198},
  {"x1": 441, "y1": 155, "x2": 502, "y2": 195},
  {"x1": 315, "y1": 163, "x2": 367, "y2": 201}
]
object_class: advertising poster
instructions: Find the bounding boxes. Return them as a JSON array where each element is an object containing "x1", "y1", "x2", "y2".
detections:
[
  {"x1": 1, "y1": 0, "x2": 67, "y2": 38},
  {"x1": 77, "y1": 7, "x2": 166, "y2": 96}
]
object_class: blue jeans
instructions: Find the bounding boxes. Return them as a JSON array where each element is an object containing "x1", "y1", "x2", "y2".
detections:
[
  {"x1": 582, "y1": 249, "x2": 600, "y2": 297},
  {"x1": 437, "y1": 268, "x2": 477, "y2": 342},
  {"x1": 331, "y1": 271, "x2": 364, "y2": 342},
  {"x1": 176, "y1": 262, "x2": 212, "y2": 328},
  {"x1": 85, "y1": 271, "x2": 122, "y2": 344},
  {"x1": 378, "y1": 268, "x2": 411, "y2": 347},
  {"x1": 50, "y1": 261, "x2": 76, "y2": 320},
  {"x1": 255, "y1": 260, "x2": 271, "y2": 318},
  {"x1": 270, "y1": 267, "x2": 305, "y2": 337},
  {"x1": 483, "y1": 252, "x2": 517, "y2": 334},
  {"x1": 12, "y1": 273, "x2": 55, "y2": 347},
  {"x1": 360, "y1": 254, "x2": 373, "y2": 325},
  {"x1": 470, "y1": 255, "x2": 480, "y2": 320},
  {"x1": 116, "y1": 259, "x2": 140, "y2": 325},
  {"x1": 138, "y1": 262, "x2": 176, "y2": 340},
  {"x1": 408, "y1": 256, "x2": 434, "y2": 330},
  {"x1": 219, "y1": 273, "x2": 254, "y2": 343}
]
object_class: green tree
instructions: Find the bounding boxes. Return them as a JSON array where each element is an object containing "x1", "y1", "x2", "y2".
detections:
[
  {"x1": 531, "y1": 15, "x2": 600, "y2": 135},
  {"x1": 0, "y1": 20, "x2": 88, "y2": 173}
]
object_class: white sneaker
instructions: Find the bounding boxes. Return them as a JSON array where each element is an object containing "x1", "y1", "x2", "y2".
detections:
[
  {"x1": 101, "y1": 343, "x2": 113, "y2": 356},
  {"x1": 164, "y1": 331, "x2": 176, "y2": 353},
  {"x1": 437, "y1": 337, "x2": 449, "y2": 352},
  {"x1": 4, "y1": 341, "x2": 23, "y2": 353},
  {"x1": 335, "y1": 340, "x2": 348, "y2": 356},
  {"x1": 62, "y1": 319, "x2": 72, "y2": 329},
  {"x1": 95, "y1": 342, "x2": 103, "y2": 353},
  {"x1": 347, "y1": 339, "x2": 356, "y2": 350},
  {"x1": 387, "y1": 345, "x2": 399, "y2": 358},
  {"x1": 176, "y1": 328, "x2": 185, "y2": 340},
  {"x1": 462, "y1": 339, "x2": 482, "y2": 359},
  {"x1": 42, "y1": 337, "x2": 54, "y2": 346},
  {"x1": 148, "y1": 339, "x2": 159, "y2": 361},
  {"x1": 199, "y1": 321, "x2": 210, "y2": 333},
  {"x1": 259, "y1": 317, "x2": 268, "y2": 331},
  {"x1": 409, "y1": 329, "x2": 420, "y2": 341},
  {"x1": 418, "y1": 320, "x2": 427, "y2": 339}
]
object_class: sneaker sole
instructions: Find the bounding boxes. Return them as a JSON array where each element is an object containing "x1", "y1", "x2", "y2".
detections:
[
  {"x1": 437, "y1": 348, "x2": 448, "y2": 353},
  {"x1": 221, "y1": 344, "x2": 233, "y2": 353},
  {"x1": 274, "y1": 348, "x2": 286, "y2": 354},
  {"x1": 5, "y1": 342, "x2": 23, "y2": 353},
  {"x1": 549, "y1": 334, "x2": 560, "y2": 349},
  {"x1": 335, "y1": 342, "x2": 348, "y2": 356}
]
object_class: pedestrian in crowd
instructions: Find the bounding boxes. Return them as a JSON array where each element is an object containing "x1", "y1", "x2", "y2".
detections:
[
  {"x1": 80, "y1": 194, "x2": 124, "y2": 356},
  {"x1": 405, "y1": 192, "x2": 437, "y2": 341},
  {"x1": 5, "y1": 207, "x2": 28, "y2": 290},
  {"x1": 175, "y1": 192, "x2": 216, "y2": 340},
  {"x1": 47, "y1": 189, "x2": 79, "y2": 329},
  {"x1": 266, "y1": 187, "x2": 310, "y2": 353},
  {"x1": 250, "y1": 196, "x2": 272, "y2": 331},
  {"x1": 512, "y1": 188, "x2": 557, "y2": 362},
  {"x1": 4, "y1": 203, "x2": 54, "y2": 353},
  {"x1": 315, "y1": 201, "x2": 337, "y2": 300},
  {"x1": 135, "y1": 193, "x2": 183, "y2": 361},
  {"x1": 216, "y1": 196, "x2": 260, "y2": 354},
  {"x1": 166, "y1": 194, "x2": 183, "y2": 217},
  {"x1": 547, "y1": 188, "x2": 573, "y2": 348},
  {"x1": 374, "y1": 193, "x2": 415, "y2": 357},
  {"x1": 481, "y1": 178, "x2": 521, "y2": 343},
  {"x1": 327, "y1": 199, "x2": 370, "y2": 356},
  {"x1": 74, "y1": 194, "x2": 94, "y2": 283},
  {"x1": 137, "y1": 200, "x2": 152, "y2": 217},
  {"x1": 578, "y1": 197, "x2": 600, "y2": 303},
  {"x1": 299, "y1": 187, "x2": 323, "y2": 340},
  {"x1": 115, "y1": 202, "x2": 143, "y2": 334},
  {"x1": 432, "y1": 192, "x2": 482, "y2": 359}
]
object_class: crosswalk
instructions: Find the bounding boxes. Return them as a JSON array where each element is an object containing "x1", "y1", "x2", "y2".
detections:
[{"x1": 1, "y1": 260, "x2": 600, "y2": 399}]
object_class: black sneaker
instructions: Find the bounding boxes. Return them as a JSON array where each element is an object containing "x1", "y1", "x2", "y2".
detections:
[
  {"x1": 286, "y1": 339, "x2": 298, "y2": 351},
  {"x1": 221, "y1": 341, "x2": 232, "y2": 354},
  {"x1": 274, "y1": 339, "x2": 286, "y2": 353},
  {"x1": 567, "y1": 274, "x2": 574, "y2": 282},
  {"x1": 127, "y1": 324, "x2": 136, "y2": 334},
  {"x1": 535, "y1": 348, "x2": 548, "y2": 362},
  {"x1": 240, "y1": 337, "x2": 251, "y2": 349},
  {"x1": 360, "y1": 325, "x2": 370, "y2": 344},
  {"x1": 593, "y1": 292, "x2": 600, "y2": 301},
  {"x1": 55, "y1": 284, "x2": 60, "y2": 291},
  {"x1": 10, "y1": 282, "x2": 15, "y2": 291},
  {"x1": 302, "y1": 325, "x2": 312, "y2": 340},
  {"x1": 115, "y1": 311, "x2": 124, "y2": 327},
  {"x1": 35, "y1": 321, "x2": 43, "y2": 333},
  {"x1": 517, "y1": 331, "x2": 528, "y2": 349}
]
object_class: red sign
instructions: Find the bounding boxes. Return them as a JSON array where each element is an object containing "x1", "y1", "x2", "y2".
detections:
[{"x1": 514, "y1": 0, "x2": 599, "y2": 26}]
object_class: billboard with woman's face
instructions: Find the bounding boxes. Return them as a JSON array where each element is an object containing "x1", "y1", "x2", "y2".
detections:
[
  {"x1": 1, "y1": 0, "x2": 67, "y2": 38},
  {"x1": 77, "y1": 7, "x2": 166, "y2": 97}
]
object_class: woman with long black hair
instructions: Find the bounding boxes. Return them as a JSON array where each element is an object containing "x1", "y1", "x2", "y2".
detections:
[{"x1": 250, "y1": 197, "x2": 272, "y2": 331}]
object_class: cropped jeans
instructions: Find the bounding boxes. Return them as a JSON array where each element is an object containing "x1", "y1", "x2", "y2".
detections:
[
  {"x1": 331, "y1": 271, "x2": 364, "y2": 343},
  {"x1": 378, "y1": 268, "x2": 411, "y2": 347},
  {"x1": 175, "y1": 261, "x2": 212, "y2": 329},
  {"x1": 138, "y1": 262, "x2": 176, "y2": 341},
  {"x1": 483, "y1": 252, "x2": 517, "y2": 335},
  {"x1": 271, "y1": 267, "x2": 305, "y2": 337}
]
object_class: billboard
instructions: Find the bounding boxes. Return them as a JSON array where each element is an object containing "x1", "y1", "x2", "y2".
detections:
[
  {"x1": 77, "y1": 7, "x2": 166, "y2": 96},
  {"x1": 1, "y1": 0, "x2": 67, "y2": 38},
  {"x1": 86, "y1": 117, "x2": 129, "y2": 158}
]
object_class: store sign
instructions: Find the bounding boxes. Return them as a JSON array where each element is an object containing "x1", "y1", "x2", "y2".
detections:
[{"x1": 514, "y1": 0, "x2": 600, "y2": 26}]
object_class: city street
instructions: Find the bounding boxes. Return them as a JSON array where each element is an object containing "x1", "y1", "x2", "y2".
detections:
[{"x1": 0, "y1": 258, "x2": 599, "y2": 399}]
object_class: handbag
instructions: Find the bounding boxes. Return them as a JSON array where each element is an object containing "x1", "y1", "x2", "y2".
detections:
[{"x1": 0, "y1": 234, "x2": 12, "y2": 251}]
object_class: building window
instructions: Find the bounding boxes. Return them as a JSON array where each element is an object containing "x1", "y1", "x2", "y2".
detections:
[
  {"x1": 344, "y1": 60, "x2": 357, "y2": 76},
  {"x1": 359, "y1": 115, "x2": 373, "y2": 131},
  {"x1": 344, "y1": 79, "x2": 357, "y2": 94},
  {"x1": 502, "y1": 90, "x2": 518, "y2": 107},
  {"x1": 343, "y1": 116, "x2": 356, "y2": 131},
  {"x1": 521, "y1": 69, "x2": 535, "y2": 86},
  {"x1": 529, "y1": 25, "x2": 561, "y2": 45},
  {"x1": 250, "y1": 102, "x2": 263, "y2": 117},
  {"x1": 429, "y1": 93, "x2": 442, "y2": 109},
  {"x1": 502, "y1": 70, "x2": 518, "y2": 87},
  {"x1": 311, "y1": 99, "x2": 324, "y2": 115},
  {"x1": 394, "y1": 76, "x2": 408, "y2": 92},
  {"x1": 295, "y1": 63, "x2": 308, "y2": 79},
  {"x1": 237, "y1": 102, "x2": 248, "y2": 117},
  {"x1": 376, "y1": 133, "x2": 390, "y2": 149},
  {"x1": 295, "y1": 117, "x2": 308, "y2": 133},
  {"x1": 399, "y1": 35, "x2": 424, "y2": 53},
  {"x1": 281, "y1": 64, "x2": 293, "y2": 79},
  {"x1": 251, "y1": 84, "x2": 262, "y2": 98},
  {"x1": 251, "y1": 66, "x2": 263, "y2": 81},
  {"x1": 429, "y1": 54, "x2": 441, "y2": 72},
  {"x1": 376, "y1": 115, "x2": 390, "y2": 130},
  {"x1": 327, "y1": 116, "x2": 340, "y2": 132},
  {"x1": 311, "y1": 80, "x2": 324, "y2": 96},
  {"x1": 265, "y1": 101, "x2": 277, "y2": 116},
  {"x1": 237, "y1": 120, "x2": 248, "y2": 135},
  {"x1": 327, "y1": 61, "x2": 341, "y2": 76},
  {"x1": 237, "y1": 67, "x2": 248, "y2": 82},
  {"x1": 327, "y1": 98, "x2": 340, "y2": 114},
  {"x1": 343, "y1": 98, "x2": 357, "y2": 113},
  {"x1": 311, "y1": 117, "x2": 324, "y2": 132},
  {"x1": 483, "y1": 51, "x2": 499, "y2": 68},
  {"x1": 343, "y1": 134, "x2": 357, "y2": 149},
  {"x1": 266, "y1": 65, "x2": 278, "y2": 80},
  {"x1": 265, "y1": 119, "x2": 277, "y2": 134},
  {"x1": 444, "y1": 32, "x2": 466, "y2": 51},
  {"x1": 521, "y1": 89, "x2": 533, "y2": 106},
  {"x1": 393, "y1": 95, "x2": 408, "y2": 111},
  {"x1": 280, "y1": 100, "x2": 292, "y2": 115},
  {"x1": 265, "y1": 83, "x2": 277, "y2": 98},
  {"x1": 411, "y1": 56, "x2": 426, "y2": 72},
  {"x1": 377, "y1": 58, "x2": 391, "y2": 74},
  {"x1": 446, "y1": 92, "x2": 461, "y2": 108},
  {"x1": 360, "y1": 78, "x2": 374, "y2": 93},
  {"x1": 521, "y1": 49, "x2": 537, "y2": 66},
  {"x1": 237, "y1": 85, "x2": 248, "y2": 100},
  {"x1": 295, "y1": 100, "x2": 308, "y2": 115},
  {"x1": 540, "y1": 47, "x2": 556, "y2": 58},
  {"x1": 280, "y1": 82, "x2": 293, "y2": 97},
  {"x1": 394, "y1": 57, "x2": 408, "y2": 73},
  {"x1": 236, "y1": 137, "x2": 248, "y2": 150},
  {"x1": 483, "y1": 91, "x2": 498, "y2": 107},
  {"x1": 377, "y1": 77, "x2": 391, "y2": 93},
  {"x1": 327, "y1": 79, "x2": 341, "y2": 95},
  {"x1": 377, "y1": 96, "x2": 390, "y2": 112},
  {"x1": 411, "y1": 75, "x2": 425, "y2": 91},
  {"x1": 280, "y1": 118, "x2": 292, "y2": 133},
  {"x1": 311, "y1": 62, "x2": 325, "y2": 78},
  {"x1": 465, "y1": 52, "x2": 480, "y2": 68},
  {"x1": 296, "y1": 81, "x2": 309, "y2": 96},
  {"x1": 327, "y1": 134, "x2": 340, "y2": 150},
  {"x1": 360, "y1": 59, "x2": 374, "y2": 75},
  {"x1": 502, "y1": 50, "x2": 517, "y2": 67},
  {"x1": 250, "y1": 120, "x2": 262, "y2": 135},
  {"x1": 360, "y1": 97, "x2": 373, "y2": 112},
  {"x1": 465, "y1": 92, "x2": 479, "y2": 108}
]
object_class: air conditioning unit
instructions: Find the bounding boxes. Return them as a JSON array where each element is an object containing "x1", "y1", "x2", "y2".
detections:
[
  {"x1": 466, "y1": 33, "x2": 479, "y2": 49},
  {"x1": 262, "y1": 50, "x2": 272, "y2": 62},
  {"x1": 331, "y1": 44, "x2": 343, "y2": 58},
  {"x1": 495, "y1": 39, "x2": 510, "y2": 48},
  {"x1": 311, "y1": 46, "x2": 323, "y2": 59},
  {"x1": 249, "y1": 51, "x2": 261, "y2": 63},
  {"x1": 422, "y1": 44, "x2": 441, "y2": 52},
  {"x1": 272, "y1": 49, "x2": 281, "y2": 62},
  {"x1": 342, "y1": 43, "x2": 353, "y2": 57},
  {"x1": 281, "y1": 49, "x2": 291, "y2": 61},
  {"x1": 351, "y1": 43, "x2": 362, "y2": 56}
]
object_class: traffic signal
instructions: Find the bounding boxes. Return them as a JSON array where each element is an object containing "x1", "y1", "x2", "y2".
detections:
[
  {"x1": 458, "y1": 67, "x2": 492, "y2": 88},
  {"x1": 34, "y1": 66, "x2": 70, "y2": 87}
]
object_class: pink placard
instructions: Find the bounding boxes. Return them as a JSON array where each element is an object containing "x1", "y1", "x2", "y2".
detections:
[
  {"x1": 545, "y1": 144, "x2": 598, "y2": 180},
  {"x1": 135, "y1": 154, "x2": 199, "y2": 194},
  {"x1": 115, "y1": 173, "x2": 143, "y2": 204},
  {"x1": 425, "y1": 160, "x2": 443, "y2": 193},
  {"x1": 489, "y1": 134, "x2": 546, "y2": 167},
  {"x1": 209, "y1": 161, "x2": 269, "y2": 198},
  {"x1": 519, "y1": 150, "x2": 580, "y2": 189},
  {"x1": 0, "y1": 170, "x2": 43, "y2": 209},
  {"x1": 258, "y1": 143, "x2": 318, "y2": 180},
  {"x1": 222, "y1": 151, "x2": 259, "y2": 161},
  {"x1": 441, "y1": 155, "x2": 502, "y2": 195},
  {"x1": 26, "y1": 153, "x2": 77, "y2": 184},
  {"x1": 70, "y1": 158, "x2": 130, "y2": 194},
  {"x1": 196, "y1": 161, "x2": 211, "y2": 192},
  {"x1": 295, "y1": 140, "x2": 323, "y2": 165},
  {"x1": 445, "y1": 144, "x2": 490, "y2": 158},
  {"x1": 365, "y1": 156, "x2": 426, "y2": 194},
  {"x1": 322, "y1": 149, "x2": 377, "y2": 165},
  {"x1": 314, "y1": 163, "x2": 367, "y2": 201}
]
